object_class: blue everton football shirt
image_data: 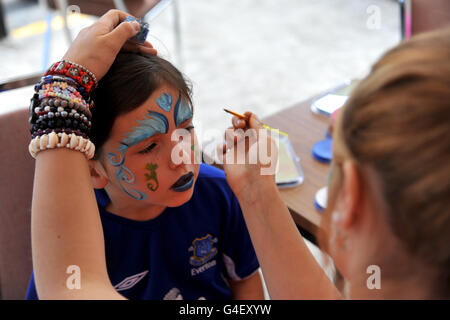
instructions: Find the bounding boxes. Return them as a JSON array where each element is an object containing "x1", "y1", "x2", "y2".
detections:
[{"x1": 26, "y1": 163, "x2": 259, "y2": 300}]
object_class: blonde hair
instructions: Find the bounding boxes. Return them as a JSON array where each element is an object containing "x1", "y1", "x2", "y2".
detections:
[{"x1": 332, "y1": 26, "x2": 450, "y2": 295}]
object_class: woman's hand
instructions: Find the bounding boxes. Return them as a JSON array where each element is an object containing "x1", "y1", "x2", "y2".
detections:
[
  {"x1": 220, "y1": 112, "x2": 278, "y2": 200},
  {"x1": 62, "y1": 9, "x2": 157, "y2": 81}
]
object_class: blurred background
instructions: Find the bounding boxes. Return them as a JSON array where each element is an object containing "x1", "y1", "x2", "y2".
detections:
[{"x1": 0, "y1": 0, "x2": 400, "y2": 138}]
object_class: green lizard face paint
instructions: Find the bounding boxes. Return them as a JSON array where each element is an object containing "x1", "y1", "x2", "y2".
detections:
[{"x1": 144, "y1": 163, "x2": 159, "y2": 191}]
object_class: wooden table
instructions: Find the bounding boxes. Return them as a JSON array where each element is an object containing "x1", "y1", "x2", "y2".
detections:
[{"x1": 262, "y1": 97, "x2": 331, "y2": 238}]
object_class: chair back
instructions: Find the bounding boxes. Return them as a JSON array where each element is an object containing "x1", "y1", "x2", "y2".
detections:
[{"x1": 0, "y1": 108, "x2": 34, "y2": 300}]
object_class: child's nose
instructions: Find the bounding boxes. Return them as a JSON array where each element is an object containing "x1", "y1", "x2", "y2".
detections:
[{"x1": 168, "y1": 138, "x2": 192, "y2": 170}]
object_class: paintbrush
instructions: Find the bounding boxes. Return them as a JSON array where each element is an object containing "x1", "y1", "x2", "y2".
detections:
[{"x1": 223, "y1": 108, "x2": 289, "y2": 137}]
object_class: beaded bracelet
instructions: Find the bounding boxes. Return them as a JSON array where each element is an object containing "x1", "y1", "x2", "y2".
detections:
[
  {"x1": 45, "y1": 60, "x2": 97, "y2": 94},
  {"x1": 30, "y1": 97, "x2": 92, "y2": 135},
  {"x1": 35, "y1": 75, "x2": 92, "y2": 102},
  {"x1": 33, "y1": 106, "x2": 91, "y2": 123},
  {"x1": 33, "y1": 98, "x2": 92, "y2": 120},
  {"x1": 38, "y1": 87, "x2": 86, "y2": 106},
  {"x1": 29, "y1": 100, "x2": 92, "y2": 132},
  {"x1": 28, "y1": 131, "x2": 95, "y2": 160},
  {"x1": 37, "y1": 92, "x2": 93, "y2": 119},
  {"x1": 30, "y1": 116, "x2": 91, "y2": 138},
  {"x1": 39, "y1": 97, "x2": 93, "y2": 117},
  {"x1": 62, "y1": 60, "x2": 98, "y2": 87},
  {"x1": 34, "y1": 76, "x2": 94, "y2": 110},
  {"x1": 31, "y1": 126, "x2": 90, "y2": 140},
  {"x1": 38, "y1": 87, "x2": 86, "y2": 108},
  {"x1": 41, "y1": 81, "x2": 77, "y2": 94}
]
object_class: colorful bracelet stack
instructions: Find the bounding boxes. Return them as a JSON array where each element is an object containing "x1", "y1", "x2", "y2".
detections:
[
  {"x1": 34, "y1": 74, "x2": 95, "y2": 105},
  {"x1": 45, "y1": 60, "x2": 98, "y2": 96},
  {"x1": 28, "y1": 61, "x2": 97, "y2": 159}
]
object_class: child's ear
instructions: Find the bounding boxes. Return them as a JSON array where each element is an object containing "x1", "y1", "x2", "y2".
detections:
[{"x1": 88, "y1": 160, "x2": 109, "y2": 189}]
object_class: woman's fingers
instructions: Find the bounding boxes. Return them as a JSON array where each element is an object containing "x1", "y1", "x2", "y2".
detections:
[
  {"x1": 107, "y1": 19, "x2": 141, "y2": 46},
  {"x1": 60, "y1": 9, "x2": 153, "y2": 81},
  {"x1": 121, "y1": 41, "x2": 157, "y2": 55},
  {"x1": 230, "y1": 112, "x2": 263, "y2": 130},
  {"x1": 245, "y1": 112, "x2": 264, "y2": 130},
  {"x1": 232, "y1": 116, "x2": 246, "y2": 129},
  {"x1": 221, "y1": 112, "x2": 266, "y2": 167},
  {"x1": 98, "y1": 9, "x2": 130, "y2": 31},
  {"x1": 225, "y1": 125, "x2": 247, "y2": 146},
  {"x1": 142, "y1": 41, "x2": 154, "y2": 49},
  {"x1": 139, "y1": 46, "x2": 158, "y2": 55}
]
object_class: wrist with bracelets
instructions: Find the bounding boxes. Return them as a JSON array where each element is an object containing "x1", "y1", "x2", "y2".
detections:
[
  {"x1": 28, "y1": 60, "x2": 97, "y2": 159},
  {"x1": 45, "y1": 60, "x2": 98, "y2": 95}
]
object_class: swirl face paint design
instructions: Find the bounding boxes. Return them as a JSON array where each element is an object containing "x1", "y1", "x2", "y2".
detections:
[
  {"x1": 108, "y1": 111, "x2": 169, "y2": 200},
  {"x1": 107, "y1": 147, "x2": 147, "y2": 200},
  {"x1": 174, "y1": 92, "x2": 193, "y2": 127},
  {"x1": 144, "y1": 163, "x2": 159, "y2": 191},
  {"x1": 156, "y1": 93, "x2": 172, "y2": 112}
]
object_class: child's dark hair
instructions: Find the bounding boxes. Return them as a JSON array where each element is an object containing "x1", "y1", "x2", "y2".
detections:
[{"x1": 91, "y1": 53, "x2": 192, "y2": 159}]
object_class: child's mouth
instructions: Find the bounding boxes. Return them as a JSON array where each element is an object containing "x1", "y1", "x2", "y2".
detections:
[{"x1": 171, "y1": 171, "x2": 194, "y2": 192}]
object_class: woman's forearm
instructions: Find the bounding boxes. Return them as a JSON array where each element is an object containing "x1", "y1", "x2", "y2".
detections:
[
  {"x1": 29, "y1": 10, "x2": 154, "y2": 300},
  {"x1": 32, "y1": 148, "x2": 123, "y2": 299},
  {"x1": 236, "y1": 181, "x2": 341, "y2": 299}
]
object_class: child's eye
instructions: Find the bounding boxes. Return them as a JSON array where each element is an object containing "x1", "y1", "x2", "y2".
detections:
[
  {"x1": 186, "y1": 125, "x2": 195, "y2": 131},
  {"x1": 139, "y1": 143, "x2": 157, "y2": 154}
]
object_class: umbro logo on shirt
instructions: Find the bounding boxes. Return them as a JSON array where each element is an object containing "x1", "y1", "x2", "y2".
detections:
[{"x1": 114, "y1": 270, "x2": 149, "y2": 291}]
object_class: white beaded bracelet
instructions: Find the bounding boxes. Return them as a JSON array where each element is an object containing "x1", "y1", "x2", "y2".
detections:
[{"x1": 28, "y1": 131, "x2": 95, "y2": 160}]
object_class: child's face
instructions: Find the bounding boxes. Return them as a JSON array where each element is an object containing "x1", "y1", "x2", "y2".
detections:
[{"x1": 100, "y1": 84, "x2": 200, "y2": 208}]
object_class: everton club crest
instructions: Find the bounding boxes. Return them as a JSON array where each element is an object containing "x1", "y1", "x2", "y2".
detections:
[{"x1": 189, "y1": 234, "x2": 218, "y2": 267}]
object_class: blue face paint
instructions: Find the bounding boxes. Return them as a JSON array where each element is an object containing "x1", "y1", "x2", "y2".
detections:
[
  {"x1": 108, "y1": 111, "x2": 169, "y2": 201},
  {"x1": 108, "y1": 148, "x2": 147, "y2": 201},
  {"x1": 121, "y1": 111, "x2": 169, "y2": 148},
  {"x1": 174, "y1": 92, "x2": 193, "y2": 127},
  {"x1": 156, "y1": 93, "x2": 172, "y2": 112}
]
